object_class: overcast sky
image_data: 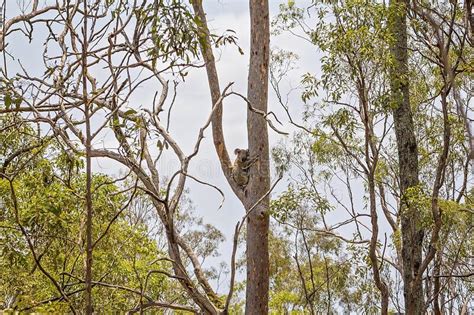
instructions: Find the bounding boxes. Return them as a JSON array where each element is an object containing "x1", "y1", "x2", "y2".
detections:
[
  {"x1": 150, "y1": 1, "x2": 319, "y2": 281},
  {"x1": 158, "y1": 0, "x2": 319, "y2": 268}
]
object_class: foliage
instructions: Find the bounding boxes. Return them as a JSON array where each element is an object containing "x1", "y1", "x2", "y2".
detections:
[
  {"x1": 271, "y1": 0, "x2": 473, "y2": 312},
  {"x1": 0, "y1": 116, "x2": 172, "y2": 312}
]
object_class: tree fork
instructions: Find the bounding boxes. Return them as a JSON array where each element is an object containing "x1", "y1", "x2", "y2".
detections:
[{"x1": 191, "y1": 0, "x2": 271, "y2": 312}]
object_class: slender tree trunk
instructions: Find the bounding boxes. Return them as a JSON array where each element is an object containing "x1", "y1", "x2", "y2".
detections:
[
  {"x1": 360, "y1": 81, "x2": 390, "y2": 314},
  {"x1": 433, "y1": 252, "x2": 442, "y2": 315},
  {"x1": 389, "y1": 0, "x2": 424, "y2": 313},
  {"x1": 368, "y1": 175, "x2": 389, "y2": 315},
  {"x1": 84, "y1": 84, "x2": 93, "y2": 315},
  {"x1": 244, "y1": 1, "x2": 270, "y2": 313},
  {"x1": 82, "y1": 2, "x2": 93, "y2": 313}
]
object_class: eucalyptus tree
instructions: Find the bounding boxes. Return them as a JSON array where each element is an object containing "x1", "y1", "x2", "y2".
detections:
[
  {"x1": 272, "y1": 0, "x2": 472, "y2": 313},
  {"x1": 191, "y1": 1, "x2": 276, "y2": 313},
  {"x1": 0, "y1": 115, "x2": 183, "y2": 312},
  {"x1": 0, "y1": 0, "x2": 234, "y2": 313},
  {"x1": 273, "y1": 1, "x2": 396, "y2": 312}
]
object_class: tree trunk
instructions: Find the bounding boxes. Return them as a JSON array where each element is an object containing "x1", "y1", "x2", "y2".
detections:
[
  {"x1": 82, "y1": 2, "x2": 93, "y2": 313},
  {"x1": 191, "y1": 0, "x2": 271, "y2": 312},
  {"x1": 245, "y1": 0, "x2": 271, "y2": 312},
  {"x1": 433, "y1": 251, "x2": 442, "y2": 315},
  {"x1": 389, "y1": 0, "x2": 424, "y2": 313}
]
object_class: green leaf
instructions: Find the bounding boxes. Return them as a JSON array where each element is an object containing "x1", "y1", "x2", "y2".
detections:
[
  {"x1": 124, "y1": 109, "x2": 137, "y2": 116},
  {"x1": 4, "y1": 93, "x2": 12, "y2": 109},
  {"x1": 14, "y1": 97, "x2": 22, "y2": 109}
]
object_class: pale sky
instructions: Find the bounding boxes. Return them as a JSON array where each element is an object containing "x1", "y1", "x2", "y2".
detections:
[
  {"x1": 155, "y1": 1, "x2": 319, "y2": 280},
  {"x1": 159, "y1": 0, "x2": 320, "y2": 269}
]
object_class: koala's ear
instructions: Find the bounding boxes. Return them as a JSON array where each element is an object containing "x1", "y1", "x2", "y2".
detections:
[{"x1": 234, "y1": 148, "x2": 241, "y2": 155}]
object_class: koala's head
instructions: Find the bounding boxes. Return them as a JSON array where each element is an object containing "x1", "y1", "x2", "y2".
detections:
[{"x1": 234, "y1": 148, "x2": 249, "y2": 162}]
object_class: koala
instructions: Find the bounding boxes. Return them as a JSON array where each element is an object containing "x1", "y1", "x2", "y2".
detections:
[{"x1": 232, "y1": 148, "x2": 252, "y2": 187}]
